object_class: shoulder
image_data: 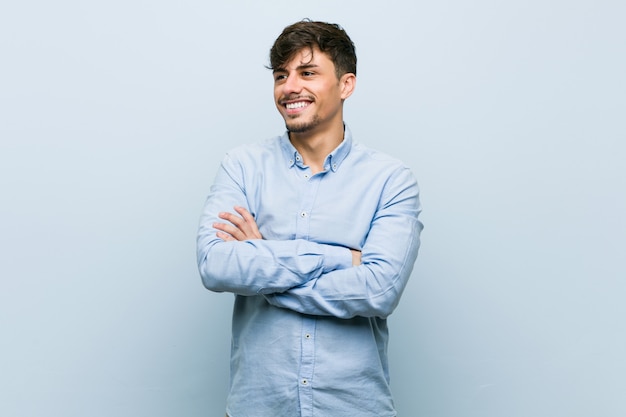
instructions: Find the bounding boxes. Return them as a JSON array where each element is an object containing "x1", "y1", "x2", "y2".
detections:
[
  {"x1": 222, "y1": 136, "x2": 285, "y2": 167},
  {"x1": 226, "y1": 136, "x2": 282, "y2": 159},
  {"x1": 349, "y1": 141, "x2": 411, "y2": 172},
  {"x1": 344, "y1": 141, "x2": 419, "y2": 194}
]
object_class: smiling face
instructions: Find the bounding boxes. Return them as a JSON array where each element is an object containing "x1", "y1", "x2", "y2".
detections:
[{"x1": 273, "y1": 47, "x2": 355, "y2": 135}]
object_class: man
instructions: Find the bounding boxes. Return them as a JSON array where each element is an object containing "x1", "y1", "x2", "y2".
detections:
[{"x1": 197, "y1": 19, "x2": 423, "y2": 417}]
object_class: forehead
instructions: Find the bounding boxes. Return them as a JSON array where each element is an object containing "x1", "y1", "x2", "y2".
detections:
[{"x1": 277, "y1": 47, "x2": 334, "y2": 71}]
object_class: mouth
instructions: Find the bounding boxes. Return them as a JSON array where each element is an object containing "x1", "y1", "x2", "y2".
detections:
[
  {"x1": 285, "y1": 101, "x2": 310, "y2": 110},
  {"x1": 280, "y1": 97, "x2": 313, "y2": 115}
]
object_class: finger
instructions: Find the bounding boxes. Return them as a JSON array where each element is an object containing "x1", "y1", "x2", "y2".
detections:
[
  {"x1": 215, "y1": 230, "x2": 236, "y2": 241},
  {"x1": 233, "y1": 205, "x2": 253, "y2": 221},
  {"x1": 218, "y1": 211, "x2": 253, "y2": 239},
  {"x1": 219, "y1": 209, "x2": 257, "y2": 237},
  {"x1": 213, "y1": 221, "x2": 245, "y2": 241},
  {"x1": 218, "y1": 211, "x2": 245, "y2": 229},
  {"x1": 350, "y1": 249, "x2": 362, "y2": 266},
  {"x1": 233, "y1": 206, "x2": 262, "y2": 239},
  {"x1": 215, "y1": 208, "x2": 262, "y2": 240}
]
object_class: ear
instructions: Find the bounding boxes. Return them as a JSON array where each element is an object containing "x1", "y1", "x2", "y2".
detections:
[{"x1": 339, "y1": 73, "x2": 356, "y2": 100}]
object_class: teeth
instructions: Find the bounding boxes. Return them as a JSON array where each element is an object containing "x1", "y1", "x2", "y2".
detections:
[{"x1": 286, "y1": 101, "x2": 308, "y2": 109}]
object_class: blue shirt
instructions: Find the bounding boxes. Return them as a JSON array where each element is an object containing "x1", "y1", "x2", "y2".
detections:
[{"x1": 197, "y1": 126, "x2": 423, "y2": 417}]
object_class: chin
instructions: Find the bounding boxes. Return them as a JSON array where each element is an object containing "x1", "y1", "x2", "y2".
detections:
[
  {"x1": 285, "y1": 117, "x2": 320, "y2": 134},
  {"x1": 286, "y1": 124, "x2": 312, "y2": 133}
]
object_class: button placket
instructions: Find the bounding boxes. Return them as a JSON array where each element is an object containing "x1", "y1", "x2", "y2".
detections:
[
  {"x1": 293, "y1": 171, "x2": 322, "y2": 416},
  {"x1": 298, "y1": 317, "x2": 316, "y2": 415}
]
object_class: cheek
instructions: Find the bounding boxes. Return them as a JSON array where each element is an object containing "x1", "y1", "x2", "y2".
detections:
[
  {"x1": 273, "y1": 92, "x2": 284, "y2": 110},
  {"x1": 274, "y1": 84, "x2": 284, "y2": 99}
]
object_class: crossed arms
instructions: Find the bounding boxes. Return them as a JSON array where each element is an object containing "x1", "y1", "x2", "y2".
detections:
[
  {"x1": 196, "y1": 153, "x2": 422, "y2": 319},
  {"x1": 214, "y1": 205, "x2": 362, "y2": 266}
]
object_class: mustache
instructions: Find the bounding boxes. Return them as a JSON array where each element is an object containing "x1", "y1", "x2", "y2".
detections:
[{"x1": 279, "y1": 94, "x2": 315, "y2": 104}]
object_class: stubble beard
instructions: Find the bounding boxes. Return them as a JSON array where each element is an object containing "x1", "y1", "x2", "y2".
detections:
[{"x1": 285, "y1": 114, "x2": 321, "y2": 134}]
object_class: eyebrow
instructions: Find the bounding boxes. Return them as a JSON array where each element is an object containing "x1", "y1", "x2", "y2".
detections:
[{"x1": 273, "y1": 64, "x2": 319, "y2": 74}]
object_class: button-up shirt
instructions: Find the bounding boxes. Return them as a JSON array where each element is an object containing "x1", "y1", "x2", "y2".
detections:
[{"x1": 197, "y1": 126, "x2": 423, "y2": 417}]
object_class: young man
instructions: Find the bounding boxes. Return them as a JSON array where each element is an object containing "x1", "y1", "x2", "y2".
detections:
[{"x1": 197, "y1": 20, "x2": 423, "y2": 417}]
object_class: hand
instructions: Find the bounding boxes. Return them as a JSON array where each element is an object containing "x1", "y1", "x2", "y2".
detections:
[
  {"x1": 213, "y1": 206, "x2": 263, "y2": 241},
  {"x1": 350, "y1": 249, "x2": 362, "y2": 266}
]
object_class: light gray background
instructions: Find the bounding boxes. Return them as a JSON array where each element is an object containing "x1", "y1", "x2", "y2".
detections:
[{"x1": 1, "y1": 1, "x2": 624, "y2": 416}]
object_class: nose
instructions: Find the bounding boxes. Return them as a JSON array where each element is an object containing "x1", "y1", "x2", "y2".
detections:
[{"x1": 282, "y1": 74, "x2": 302, "y2": 95}]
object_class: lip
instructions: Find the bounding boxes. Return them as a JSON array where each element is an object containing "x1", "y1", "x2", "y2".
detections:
[
  {"x1": 279, "y1": 95, "x2": 314, "y2": 112},
  {"x1": 282, "y1": 99, "x2": 312, "y2": 115}
]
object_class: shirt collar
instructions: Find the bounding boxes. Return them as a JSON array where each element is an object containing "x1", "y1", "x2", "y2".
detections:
[{"x1": 280, "y1": 125, "x2": 353, "y2": 172}]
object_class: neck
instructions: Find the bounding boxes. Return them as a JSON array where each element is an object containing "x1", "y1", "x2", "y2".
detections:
[{"x1": 289, "y1": 122, "x2": 345, "y2": 174}]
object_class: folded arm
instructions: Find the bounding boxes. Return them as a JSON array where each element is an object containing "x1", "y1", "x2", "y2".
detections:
[
  {"x1": 207, "y1": 166, "x2": 423, "y2": 319},
  {"x1": 196, "y1": 154, "x2": 353, "y2": 296},
  {"x1": 264, "y1": 167, "x2": 423, "y2": 319}
]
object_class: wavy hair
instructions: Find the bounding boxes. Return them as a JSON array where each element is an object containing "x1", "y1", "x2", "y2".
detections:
[{"x1": 269, "y1": 19, "x2": 357, "y2": 78}]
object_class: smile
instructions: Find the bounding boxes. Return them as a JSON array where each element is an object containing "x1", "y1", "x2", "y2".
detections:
[{"x1": 285, "y1": 101, "x2": 310, "y2": 110}]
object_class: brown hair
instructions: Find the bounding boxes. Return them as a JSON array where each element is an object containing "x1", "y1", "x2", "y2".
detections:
[{"x1": 269, "y1": 19, "x2": 357, "y2": 78}]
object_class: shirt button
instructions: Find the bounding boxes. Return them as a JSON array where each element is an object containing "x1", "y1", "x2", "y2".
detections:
[
  {"x1": 305, "y1": 333, "x2": 311, "y2": 339},
  {"x1": 304, "y1": 174, "x2": 309, "y2": 179},
  {"x1": 296, "y1": 155, "x2": 301, "y2": 161},
  {"x1": 332, "y1": 164, "x2": 337, "y2": 170},
  {"x1": 289, "y1": 159, "x2": 294, "y2": 165},
  {"x1": 300, "y1": 211, "x2": 307, "y2": 217},
  {"x1": 302, "y1": 379, "x2": 308, "y2": 385}
]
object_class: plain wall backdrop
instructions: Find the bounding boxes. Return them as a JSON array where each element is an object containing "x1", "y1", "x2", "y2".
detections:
[{"x1": 1, "y1": 0, "x2": 624, "y2": 416}]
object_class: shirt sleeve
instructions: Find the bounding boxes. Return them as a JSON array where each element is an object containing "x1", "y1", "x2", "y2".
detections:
[
  {"x1": 263, "y1": 166, "x2": 423, "y2": 319},
  {"x1": 196, "y1": 153, "x2": 354, "y2": 296}
]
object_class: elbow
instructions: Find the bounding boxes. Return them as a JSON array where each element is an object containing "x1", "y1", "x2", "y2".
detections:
[
  {"x1": 197, "y1": 254, "x2": 226, "y2": 293},
  {"x1": 197, "y1": 237, "x2": 234, "y2": 293},
  {"x1": 369, "y1": 295, "x2": 399, "y2": 319},
  {"x1": 345, "y1": 302, "x2": 396, "y2": 320},
  {"x1": 340, "y1": 289, "x2": 400, "y2": 320},
  {"x1": 362, "y1": 276, "x2": 404, "y2": 319},
  {"x1": 199, "y1": 268, "x2": 217, "y2": 292},
  {"x1": 200, "y1": 273, "x2": 224, "y2": 293}
]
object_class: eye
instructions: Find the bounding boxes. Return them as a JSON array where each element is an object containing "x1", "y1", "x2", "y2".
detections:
[
  {"x1": 274, "y1": 74, "x2": 287, "y2": 82},
  {"x1": 302, "y1": 71, "x2": 314, "y2": 77}
]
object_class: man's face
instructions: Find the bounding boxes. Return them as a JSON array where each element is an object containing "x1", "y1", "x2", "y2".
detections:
[{"x1": 273, "y1": 47, "x2": 352, "y2": 134}]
